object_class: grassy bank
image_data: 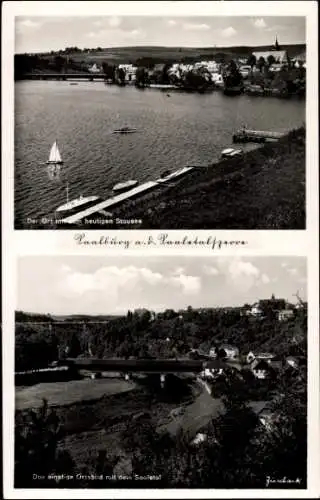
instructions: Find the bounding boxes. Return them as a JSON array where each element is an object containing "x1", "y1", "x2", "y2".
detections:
[
  {"x1": 15, "y1": 378, "x2": 136, "y2": 411},
  {"x1": 16, "y1": 377, "x2": 197, "y2": 474},
  {"x1": 113, "y1": 126, "x2": 305, "y2": 229}
]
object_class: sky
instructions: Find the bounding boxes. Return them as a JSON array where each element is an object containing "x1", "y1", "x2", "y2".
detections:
[
  {"x1": 15, "y1": 16, "x2": 306, "y2": 54},
  {"x1": 17, "y1": 256, "x2": 307, "y2": 316}
]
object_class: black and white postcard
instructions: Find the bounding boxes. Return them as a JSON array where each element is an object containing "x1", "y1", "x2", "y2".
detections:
[{"x1": 2, "y1": 1, "x2": 319, "y2": 499}]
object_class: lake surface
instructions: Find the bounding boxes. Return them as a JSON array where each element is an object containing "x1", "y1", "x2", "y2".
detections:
[{"x1": 15, "y1": 81, "x2": 305, "y2": 228}]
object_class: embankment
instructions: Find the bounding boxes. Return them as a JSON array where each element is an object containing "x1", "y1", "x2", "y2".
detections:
[{"x1": 113, "y1": 126, "x2": 305, "y2": 229}]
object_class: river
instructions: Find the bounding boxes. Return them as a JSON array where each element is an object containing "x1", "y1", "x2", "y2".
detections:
[{"x1": 15, "y1": 81, "x2": 305, "y2": 228}]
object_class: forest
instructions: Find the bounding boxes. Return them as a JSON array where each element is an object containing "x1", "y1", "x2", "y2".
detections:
[{"x1": 15, "y1": 303, "x2": 307, "y2": 371}]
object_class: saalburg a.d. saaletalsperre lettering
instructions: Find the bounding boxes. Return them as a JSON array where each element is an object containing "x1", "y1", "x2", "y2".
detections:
[{"x1": 74, "y1": 232, "x2": 248, "y2": 251}]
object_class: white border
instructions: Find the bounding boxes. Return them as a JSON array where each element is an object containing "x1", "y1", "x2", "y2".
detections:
[{"x1": 2, "y1": 1, "x2": 319, "y2": 498}]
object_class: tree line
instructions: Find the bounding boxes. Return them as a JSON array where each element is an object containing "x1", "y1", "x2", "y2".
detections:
[
  {"x1": 15, "y1": 305, "x2": 307, "y2": 372},
  {"x1": 14, "y1": 50, "x2": 305, "y2": 97}
]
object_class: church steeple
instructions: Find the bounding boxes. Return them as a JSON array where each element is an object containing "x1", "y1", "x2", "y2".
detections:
[{"x1": 274, "y1": 35, "x2": 280, "y2": 50}]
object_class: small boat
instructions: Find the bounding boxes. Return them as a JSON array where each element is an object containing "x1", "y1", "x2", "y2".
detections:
[
  {"x1": 112, "y1": 180, "x2": 138, "y2": 193},
  {"x1": 46, "y1": 140, "x2": 64, "y2": 165},
  {"x1": 221, "y1": 148, "x2": 243, "y2": 158},
  {"x1": 55, "y1": 183, "x2": 101, "y2": 214},
  {"x1": 69, "y1": 82, "x2": 79, "y2": 86},
  {"x1": 113, "y1": 127, "x2": 137, "y2": 134}
]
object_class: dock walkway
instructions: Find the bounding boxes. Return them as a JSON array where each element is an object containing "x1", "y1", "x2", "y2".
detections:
[
  {"x1": 60, "y1": 166, "x2": 194, "y2": 224},
  {"x1": 237, "y1": 128, "x2": 285, "y2": 139},
  {"x1": 233, "y1": 128, "x2": 286, "y2": 143}
]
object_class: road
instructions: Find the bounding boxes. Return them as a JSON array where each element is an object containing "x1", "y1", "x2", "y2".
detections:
[{"x1": 158, "y1": 376, "x2": 225, "y2": 438}]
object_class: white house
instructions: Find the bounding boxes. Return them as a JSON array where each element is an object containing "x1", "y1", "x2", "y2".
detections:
[
  {"x1": 118, "y1": 64, "x2": 137, "y2": 82},
  {"x1": 209, "y1": 347, "x2": 217, "y2": 358},
  {"x1": 239, "y1": 65, "x2": 252, "y2": 78},
  {"x1": 277, "y1": 309, "x2": 294, "y2": 321},
  {"x1": 204, "y1": 60, "x2": 220, "y2": 73},
  {"x1": 88, "y1": 63, "x2": 101, "y2": 73},
  {"x1": 219, "y1": 344, "x2": 239, "y2": 360},
  {"x1": 201, "y1": 367, "x2": 223, "y2": 379},
  {"x1": 268, "y1": 64, "x2": 284, "y2": 72},
  {"x1": 211, "y1": 73, "x2": 224, "y2": 86},
  {"x1": 292, "y1": 52, "x2": 306, "y2": 68},
  {"x1": 251, "y1": 359, "x2": 272, "y2": 379},
  {"x1": 250, "y1": 303, "x2": 263, "y2": 317}
]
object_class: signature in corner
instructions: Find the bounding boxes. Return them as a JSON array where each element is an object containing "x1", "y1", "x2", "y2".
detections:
[{"x1": 266, "y1": 476, "x2": 302, "y2": 487}]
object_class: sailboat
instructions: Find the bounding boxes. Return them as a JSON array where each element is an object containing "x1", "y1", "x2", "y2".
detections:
[
  {"x1": 55, "y1": 182, "x2": 102, "y2": 215},
  {"x1": 46, "y1": 140, "x2": 64, "y2": 166}
]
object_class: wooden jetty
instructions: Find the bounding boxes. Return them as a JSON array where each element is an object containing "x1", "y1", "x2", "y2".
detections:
[
  {"x1": 233, "y1": 128, "x2": 285, "y2": 143},
  {"x1": 60, "y1": 166, "x2": 194, "y2": 225}
]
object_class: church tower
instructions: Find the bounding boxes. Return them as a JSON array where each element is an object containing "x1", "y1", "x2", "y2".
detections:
[{"x1": 274, "y1": 35, "x2": 280, "y2": 50}]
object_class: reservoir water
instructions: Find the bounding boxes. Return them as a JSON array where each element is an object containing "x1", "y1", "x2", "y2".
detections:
[{"x1": 15, "y1": 81, "x2": 305, "y2": 228}]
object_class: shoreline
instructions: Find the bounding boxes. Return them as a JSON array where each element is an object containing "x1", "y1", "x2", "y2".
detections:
[
  {"x1": 15, "y1": 78, "x2": 305, "y2": 99},
  {"x1": 15, "y1": 125, "x2": 305, "y2": 230},
  {"x1": 108, "y1": 126, "x2": 305, "y2": 230}
]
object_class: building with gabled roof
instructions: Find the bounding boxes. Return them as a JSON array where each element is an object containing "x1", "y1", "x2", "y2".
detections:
[
  {"x1": 251, "y1": 359, "x2": 275, "y2": 379},
  {"x1": 218, "y1": 344, "x2": 239, "y2": 360}
]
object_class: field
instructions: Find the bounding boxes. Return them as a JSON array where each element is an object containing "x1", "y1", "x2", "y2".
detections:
[
  {"x1": 113, "y1": 127, "x2": 305, "y2": 229},
  {"x1": 15, "y1": 378, "x2": 136, "y2": 410},
  {"x1": 38, "y1": 44, "x2": 306, "y2": 65},
  {"x1": 57, "y1": 385, "x2": 225, "y2": 471},
  {"x1": 16, "y1": 375, "x2": 205, "y2": 469},
  {"x1": 15, "y1": 376, "x2": 201, "y2": 482}
]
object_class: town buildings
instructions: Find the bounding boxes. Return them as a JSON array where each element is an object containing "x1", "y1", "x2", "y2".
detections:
[{"x1": 118, "y1": 64, "x2": 137, "y2": 82}]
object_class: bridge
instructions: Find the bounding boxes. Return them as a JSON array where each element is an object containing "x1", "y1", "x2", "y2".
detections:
[
  {"x1": 58, "y1": 357, "x2": 226, "y2": 386},
  {"x1": 60, "y1": 357, "x2": 207, "y2": 372},
  {"x1": 15, "y1": 357, "x2": 237, "y2": 387}
]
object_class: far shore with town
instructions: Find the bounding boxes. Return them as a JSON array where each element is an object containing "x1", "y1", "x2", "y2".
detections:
[{"x1": 16, "y1": 37, "x2": 306, "y2": 98}]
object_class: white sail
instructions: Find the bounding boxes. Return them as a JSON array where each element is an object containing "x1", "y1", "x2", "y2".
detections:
[{"x1": 48, "y1": 141, "x2": 62, "y2": 163}]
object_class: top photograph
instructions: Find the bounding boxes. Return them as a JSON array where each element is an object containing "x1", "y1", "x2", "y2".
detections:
[{"x1": 14, "y1": 15, "x2": 306, "y2": 230}]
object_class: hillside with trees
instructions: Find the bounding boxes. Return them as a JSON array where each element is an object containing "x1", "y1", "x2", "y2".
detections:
[
  {"x1": 15, "y1": 349, "x2": 307, "y2": 488},
  {"x1": 14, "y1": 43, "x2": 305, "y2": 80},
  {"x1": 15, "y1": 302, "x2": 307, "y2": 372},
  {"x1": 15, "y1": 300, "x2": 307, "y2": 488},
  {"x1": 110, "y1": 126, "x2": 306, "y2": 230}
]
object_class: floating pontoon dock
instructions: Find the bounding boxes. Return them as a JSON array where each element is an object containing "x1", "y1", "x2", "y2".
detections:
[
  {"x1": 237, "y1": 129, "x2": 285, "y2": 139},
  {"x1": 233, "y1": 128, "x2": 286, "y2": 143},
  {"x1": 60, "y1": 166, "x2": 194, "y2": 224}
]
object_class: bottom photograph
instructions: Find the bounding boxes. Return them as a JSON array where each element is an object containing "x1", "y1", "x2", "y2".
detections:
[{"x1": 15, "y1": 256, "x2": 307, "y2": 489}]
